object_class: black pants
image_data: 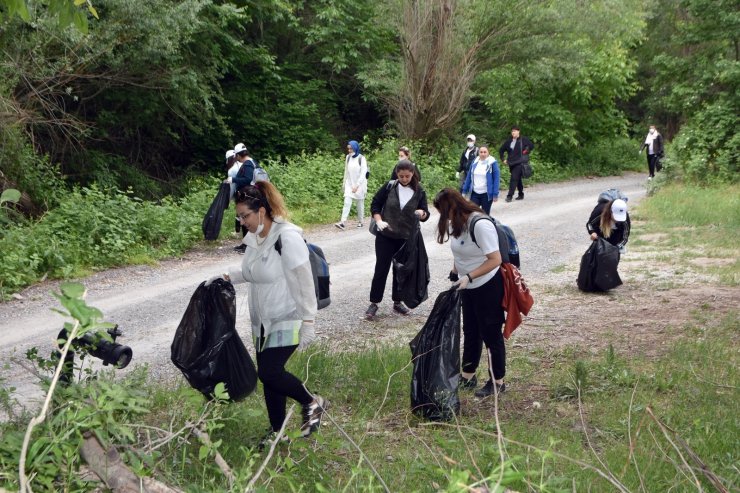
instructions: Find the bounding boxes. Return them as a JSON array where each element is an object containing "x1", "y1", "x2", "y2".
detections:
[
  {"x1": 647, "y1": 153, "x2": 658, "y2": 177},
  {"x1": 256, "y1": 344, "x2": 313, "y2": 432},
  {"x1": 470, "y1": 191, "x2": 493, "y2": 215},
  {"x1": 460, "y1": 270, "x2": 506, "y2": 381},
  {"x1": 507, "y1": 164, "x2": 524, "y2": 199},
  {"x1": 370, "y1": 234, "x2": 406, "y2": 303}
]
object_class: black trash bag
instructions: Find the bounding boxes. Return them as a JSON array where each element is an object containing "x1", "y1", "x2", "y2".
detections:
[
  {"x1": 171, "y1": 279, "x2": 257, "y2": 401},
  {"x1": 409, "y1": 288, "x2": 461, "y2": 421},
  {"x1": 392, "y1": 225, "x2": 429, "y2": 309},
  {"x1": 577, "y1": 238, "x2": 622, "y2": 292},
  {"x1": 202, "y1": 183, "x2": 231, "y2": 241}
]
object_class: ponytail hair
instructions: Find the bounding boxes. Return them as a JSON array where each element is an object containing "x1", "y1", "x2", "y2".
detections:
[{"x1": 234, "y1": 181, "x2": 289, "y2": 220}]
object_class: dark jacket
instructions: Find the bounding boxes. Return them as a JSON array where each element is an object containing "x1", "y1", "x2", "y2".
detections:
[
  {"x1": 587, "y1": 202, "x2": 631, "y2": 249},
  {"x1": 499, "y1": 137, "x2": 534, "y2": 166},
  {"x1": 639, "y1": 134, "x2": 664, "y2": 157},
  {"x1": 232, "y1": 158, "x2": 256, "y2": 189},
  {"x1": 458, "y1": 146, "x2": 479, "y2": 173},
  {"x1": 371, "y1": 180, "x2": 429, "y2": 240}
]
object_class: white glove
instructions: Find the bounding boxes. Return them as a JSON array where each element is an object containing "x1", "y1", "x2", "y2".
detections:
[
  {"x1": 637, "y1": 150, "x2": 642, "y2": 155},
  {"x1": 452, "y1": 274, "x2": 471, "y2": 291},
  {"x1": 298, "y1": 321, "x2": 316, "y2": 350},
  {"x1": 375, "y1": 220, "x2": 389, "y2": 231},
  {"x1": 205, "y1": 275, "x2": 222, "y2": 286},
  {"x1": 226, "y1": 177, "x2": 233, "y2": 184},
  {"x1": 414, "y1": 209, "x2": 426, "y2": 218},
  {"x1": 455, "y1": 172, "x2": 460, "y2": 179}
]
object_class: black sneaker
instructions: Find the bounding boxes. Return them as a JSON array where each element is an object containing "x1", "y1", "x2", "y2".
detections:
[
  {"x1": 505, "y1": 196, "x2": 513, "y2": 203},
  {"x1": 459, "y1": 374, "x2": 478, "y2": 390},
  {"x1": 393, "y1": 302, "x2": 410, "y2": 316},
  {"x1": 365, "y1": 303, "x2": 378, "y2": 320},
  {"x1": 301, "y1": 396, "x2": 328, "y2": 437},
  {"x1": 334, "y1": 222, "x2": 346, "y2": 230},
  {"x1": 356, "y1": 222, "x2": 364, "y2": 228},
  {"x1": 515, "y1": 194, "x2": 524, "y2": 200},
  {"x1": 474, "y1": 380, "x2": 506, "y2": 398},
  {"x1": 233, "y1": 244, "x2": 247, "y2": 254}
]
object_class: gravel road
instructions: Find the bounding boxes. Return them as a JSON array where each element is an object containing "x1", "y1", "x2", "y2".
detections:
[{"x1": 0, "y1": 173, "x2": 647, "y2": 410}]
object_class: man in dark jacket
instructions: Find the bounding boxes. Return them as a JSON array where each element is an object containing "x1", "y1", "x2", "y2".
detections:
[
  {"x1": 457, "y1": 134, "x2": 478, "y2": 192},
  {"x1": 499, "y1": 126, "x2": 534, "y2": 202}
]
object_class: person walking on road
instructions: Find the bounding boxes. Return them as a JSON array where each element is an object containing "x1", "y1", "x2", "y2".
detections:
[
  {"x1": 639, "y1": 125, "x2": 664, "y2": 180},
  {"x1": 499, "y1": 126, "x2": 534, "y2": 202},
  {"x1": 457, "y1": 134, "x2": 478, "y2": 191},
  {"x1": 228, "y1": 143, "x2": 258, "y2": 253},
  {"x1": 391, "y1": 145, "x2": 421, "y2": 181},
  {"x1": 433, "y1": 188, "x2": 507, "y2": 398},
  {"x1": 206, "y1": 181, "x2": 327, "y2": 443},
  {"x1": 366, "y1": 160, "x2": 430, "y2": 320},
  {"x1": 461, "y1": 145, "x2": 500, "y2": 215},
  {"x1": 335, "y1": 140, "x2": 368, "y2": 230}
]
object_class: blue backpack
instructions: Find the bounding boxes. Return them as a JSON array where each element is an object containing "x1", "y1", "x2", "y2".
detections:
[
  {"x1": 274, "y1": 236, "x2": 331, "y2": 310},
  {"x1": 469, "y1": 214, "x2": 521, "y2": 268}
]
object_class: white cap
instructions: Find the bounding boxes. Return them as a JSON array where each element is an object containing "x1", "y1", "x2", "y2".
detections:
[
  {"x1": 234, "y1": 143, "x2": 248, "y2": 153},
  {"x1": 466, "y1": 134, "x2": 476, "y2": 142},
  {"x1": 611, "y1": 199, "x2": 627, "y2": 222},
  {"x1": 225, "y1": 149, "x2": 235, "y2": 160}
]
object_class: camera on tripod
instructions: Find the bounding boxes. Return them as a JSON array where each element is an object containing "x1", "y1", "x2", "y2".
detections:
[{"x1": 56, "y1": 325, "x2": 133, "y2": 383}]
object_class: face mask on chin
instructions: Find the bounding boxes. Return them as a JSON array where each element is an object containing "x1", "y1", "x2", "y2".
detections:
[{"x1": 255, "y1": 211, "x2": 264, "y2": 236}]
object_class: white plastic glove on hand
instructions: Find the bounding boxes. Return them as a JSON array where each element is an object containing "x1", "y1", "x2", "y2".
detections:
[
  {"x1": 375, "y1": 220, "x2": 389, "y2": 231},
  {"x1": 455, "y1": 172, "x2": 460, "y2": 179},
  {"x1": 452, "y1": 274, "x2": 470, "y2": 291},
  {"x1": 205, "y1": 275, "x2": 221, "y2": 286},
  {"x1": 298, "y1": 321, "x2": 316, "y2": 350},
  {"x1": 414, "y1": 209, "x2": 425, "y2": 218}
]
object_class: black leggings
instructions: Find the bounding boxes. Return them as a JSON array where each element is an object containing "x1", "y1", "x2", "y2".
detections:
[
  {"x1": 460, "y1": 270, "x2": 506, "y2": 381},
  {"x1": 256, "y1": 344, "x2": 313, "y2": 432},
  {"x1": 507, "y1": 164, "x2": 524, "y2": 198},
  {"x1": 370, "y1": 234, "x2": 406, "y2": 303},
  {"x1": 647, "y1": 153, "x2": 658, "y2": 177}
]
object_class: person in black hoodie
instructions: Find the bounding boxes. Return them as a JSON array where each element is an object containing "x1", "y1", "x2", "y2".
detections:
[
  {"x1": 499, "y1": 126, "x2": 534, "y2": 202},
  {"x1": 457, "y1": 134, "x2": 478, "y2": 191}
]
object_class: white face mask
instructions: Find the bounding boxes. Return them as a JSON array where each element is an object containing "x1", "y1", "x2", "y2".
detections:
[
  {"x1": 649, "y1": 128, "x2": 655, "y2": 134},
  {"x1": 467, "y1": 142, "x2": 474, "y2": 148},
  {"x1": 255, "y1": 211, "x2": 264, "y2": 236}
]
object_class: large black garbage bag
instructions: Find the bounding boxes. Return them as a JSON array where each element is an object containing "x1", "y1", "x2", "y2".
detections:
[
  {"x1": 409, "y1": 289, "x2": 461, "y2": 421},
  {"x1": 202, "y1": 183, "x2": 231, "y2": 241},
  {"x1": 577, "y1": 238, "x2": 622, "y2": 292},
  {"x1": 171, "y1": 279, "x2": 257, "y2": 401},
  {"x1": 392, "y1": 225, "x2": 429, "y2": 309}
]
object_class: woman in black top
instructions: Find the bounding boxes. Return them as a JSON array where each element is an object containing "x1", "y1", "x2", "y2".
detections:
[
  {"x1": 587, "y1": 199, "x2": 631, "y2": 252},
  {"x1": 366, "y1": 160, "x2": 430, "y2": 320}
]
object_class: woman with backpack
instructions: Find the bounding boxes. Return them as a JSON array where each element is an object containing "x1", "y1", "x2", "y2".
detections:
[
  {"x1": 335, "y1": 140, "x2": 368, "y2": 230},
  {"x1": 391, "y1": 145, "x2": 421, "y2": 181},
  {"x1": 587, "y1": 198, "x2": 631, "y2": 253},
  {"x1": 461, "y1": 145, "x2": 500, "y2": 214},
  {"x1": 433, "y1": 187, "x2": 507, "y2": 398},
  {"x1": 206, "y1": 181, "x2": 327, "y2": 444},
  {"x1": 365, "y1": 160, "x2": 430, "y2": 320}
]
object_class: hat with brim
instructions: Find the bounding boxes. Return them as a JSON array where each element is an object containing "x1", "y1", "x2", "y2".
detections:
[{"x1": 611, "y1": 199, "x2": 628, "y2": 222}]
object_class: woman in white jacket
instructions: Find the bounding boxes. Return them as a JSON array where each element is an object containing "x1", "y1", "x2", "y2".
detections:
[
  {"x1": 335, "y1": 140, "x2": 368, "y2": 230},
  {"x1": 208, "y1": 181, "x2": 327, "y2": 441}
]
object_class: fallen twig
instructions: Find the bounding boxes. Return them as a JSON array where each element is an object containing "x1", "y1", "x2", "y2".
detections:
[
  {"x1": 192, "y1": 426, "x2": 235, "y2": 488},
  {"x1": 245, "y1": 406, "x2": 294, "y2": 493},
  {"x1": 645, "y1": 406, "x2": 703, "y2": 491}
]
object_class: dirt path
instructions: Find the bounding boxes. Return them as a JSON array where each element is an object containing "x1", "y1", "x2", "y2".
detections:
[{"x1": 7, "y1": 172, "x2": 733, "y2": 411}]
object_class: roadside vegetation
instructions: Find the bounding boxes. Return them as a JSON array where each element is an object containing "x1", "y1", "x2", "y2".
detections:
[{"x1": 1, "y1": 182, "x2": 737, "y2": 492}]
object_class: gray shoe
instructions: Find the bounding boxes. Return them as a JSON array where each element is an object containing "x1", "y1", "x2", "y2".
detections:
[{"x1": 365, "y1": 303, "x2": 378, "y2": 320}]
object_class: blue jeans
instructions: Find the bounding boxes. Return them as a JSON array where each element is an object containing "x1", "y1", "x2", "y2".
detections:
[{"x1": 470, "y1": 191, "x2": 492, "y2": 215}]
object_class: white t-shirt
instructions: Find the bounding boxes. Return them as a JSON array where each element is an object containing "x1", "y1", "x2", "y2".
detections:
[
  {"x1": 450, "y1": 215, "x2": 500, "y2": 289},
  {"x1": 472, "y1": 160, "x2": 489, "y2": 194},
  {"x1": 397, "y1": 183, "x2": 414, "y2": 209}
]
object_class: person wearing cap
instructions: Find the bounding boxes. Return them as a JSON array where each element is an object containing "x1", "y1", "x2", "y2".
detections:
[
  {"x1": 457, "y1": 134, "x2": 479, "y2": 191},
  {"x1": 225, "y1": 149, "x2": 239, "y2": 198},
  {"x1": 638, "y1": 125, "x2": 664, "y2": 180},
  {"x1": 461, "y1": 145, "x2": 500, "y2": 214},
  {"x1": 228, "y1": 143, "x2": 257, "y2": 252},
  {"x1": 587, "y1": 198, "x2": 631, "y2": 253},
  {"x1": 499, "y1": 126, "x2": 535, "y2": 202}
]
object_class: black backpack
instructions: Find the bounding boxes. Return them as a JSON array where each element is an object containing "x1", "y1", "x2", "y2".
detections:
[
  {"x1": 274, "y1": 236, "x2": 331, "y2": 310},
  {"x1": 469, "y1": 214, "x2": 521, "y2": 268}
]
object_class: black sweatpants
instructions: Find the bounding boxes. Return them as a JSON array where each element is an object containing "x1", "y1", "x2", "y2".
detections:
[
  {"x1": 256, "y1": 343, "x2": 313, "y2": 432},
  {"x1": 460, "y1": 270, "x2": 506, "y2": 381},
  {"x1": 506, "y1": 164, "x2": 524, "y2": 199},
  {"x1": 370, "y1": 234, "x2": 406, "y2": 303},
  {"x1": 647, "y1": 153, "x2": 658, "y2": 177}
]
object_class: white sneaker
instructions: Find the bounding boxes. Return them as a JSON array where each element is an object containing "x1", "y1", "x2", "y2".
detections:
[
  {"x1": 334, "y1": 222, "x2": 345, "y2": 230},
  {"x1": 300, "y1": 396, "x2": 328, "y2": 437},
  {"x1": 356, "y1": 222, "x2": 363, "y2": 228}
]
